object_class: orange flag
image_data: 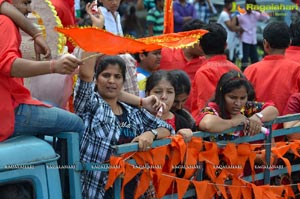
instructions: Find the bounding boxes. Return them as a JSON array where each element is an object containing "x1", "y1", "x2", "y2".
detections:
[
  {"x1": 156, "y1": 175, "x2": 174, "y2": 198},
  {"x1": 105, "y1": 157, "x2": 125, "y2": 190},
  {"x1": 228, "y1": 176, "x2": 242, "y2": 199},
  {"x1": 272, "y1": 145, "x2": 292, "y2": 175},
  {"x1": 261, "y1": 185, "x2": 284, "y2": 199},
  {"x1": 56, "y1": 27, "x2": 208, "y2": 55},
  {"x1": 163, "y1": 0, "x2": 174, "y2": 34},
  {"x1": 215, "y1": 170, "x2": 229, "y2": 199},
  {"x1": 121, "y1": 163, "x2": 141, "y2": 199},
  {"x1": 289, "y1": 141, "x2": 300, "y2": 158},
  {"x1": 198, "y1": 142, "x2": 219, "y2": 165},
  {"x1": 284, "y1": 185, "x2": 295, "y2": 198},
  {"x1": 176, "y1": 178, "x2": 190, "y2": 199},
  {"x1": 241, "y1": 183, "x2": 252, "y2": 199},
  {"x1": 223, "y1": 143, "x2": 238, "y2": 165},
  {"x1": 193, "y1": 181, "x2": 216, "y2": 199},
  {"x1": 134, "y1": 169, "x2": 152, "y2": 199},
  {"x1": 251, "y1": 183, "x2": 263, "y2": 199},
  {"x1": 132, "y1": 151, "x2": 154, "y2": 166}
]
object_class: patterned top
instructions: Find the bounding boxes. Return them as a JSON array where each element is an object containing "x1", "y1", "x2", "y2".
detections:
[
  {"x1": 119, "y1": 54, "x2": 139, "y2": 96},
  {"x1": 197, "y1": 101, "x2": 274, "y2": 141},
  {"x1": 146, "y1": 7, "x2": 164, "y2": 36},
  {"x1": 143, "y1": 0, "x2": 156, "y2": 11},
  {"x1": 74, "y1": 79, "x2": 175, "y2": 199},
  {"x1": 194, "y1": 1, "x2": 216, "y2": 24}
]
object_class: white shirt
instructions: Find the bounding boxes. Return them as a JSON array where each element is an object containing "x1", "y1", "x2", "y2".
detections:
[{"x1": 99, "y1": 6, "x2": 123, "y2": 36}]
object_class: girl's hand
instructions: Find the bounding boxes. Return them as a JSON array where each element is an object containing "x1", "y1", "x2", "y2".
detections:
[
  {"x1": 177, "y1": 128, "x2": 193, "y2": 143},
  {"x1": 244, "y1": 118, "x2": 262, "y2": 136},
  {"x1": 142, "y1": 95, "x2": 167, "y2": 116},
  {"x1": 85, "y1": 1, "x2": 104, "y2": 29},
  {"x1": 230, "y1": 114, "x2": 247, "y2": 127}
]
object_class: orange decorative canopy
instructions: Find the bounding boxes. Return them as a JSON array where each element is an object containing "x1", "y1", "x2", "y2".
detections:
[{"x1": 55, "y1": 27, "x2": 208, "y2": 55}]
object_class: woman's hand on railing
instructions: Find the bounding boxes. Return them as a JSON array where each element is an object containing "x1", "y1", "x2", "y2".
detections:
[
  {"x1": 142, "y1": 95, "x2": 167, "y2": 116},
  {"x1": 131, "y1": 131, "x2": 154, "y2": 152},
  {"x1": 244, "y1": 118, "x2": 262, "y2": 136},
  {"x1": 177, "y1": 128, "x2": 193, "y2": 143}
]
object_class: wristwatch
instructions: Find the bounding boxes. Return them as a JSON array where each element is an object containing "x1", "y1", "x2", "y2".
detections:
[
  {"x1": 151, "y1": 129, "x2": 158, "y2": 140},
  {"x1": 255, "y1": 112, "x2": 264, "y2": 122}
]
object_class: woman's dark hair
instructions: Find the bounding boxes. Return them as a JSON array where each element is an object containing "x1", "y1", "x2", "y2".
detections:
[
  {"x1": 168, "y1": 70, "x2": 191, "y2": 95},
  {"x1": 213, "y1": 70, "x2": 254, "y2": 118},
  {"x1": 94, "y1": 56, "x2": 126, "y2": 80},
  {"x1": 145, "y1": 70, "x2": 176, "y2": 94}
]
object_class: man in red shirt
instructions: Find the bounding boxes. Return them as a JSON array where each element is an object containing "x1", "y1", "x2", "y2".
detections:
[
  {"x1": 244, "y1": 21, "x2": 300, "y2": 118},
  {"x1": 160, "y1": 19, "x2": 206, "y2": 110},
  {"x1": 190, "y1": 23, "x2": 240, "y2": 119},
  {"x1": 285, "y1": 23, "x2": 300, "y2": 63},
  {"x1": 0, "y1": 0, "x2": 84, "y2": 141}
]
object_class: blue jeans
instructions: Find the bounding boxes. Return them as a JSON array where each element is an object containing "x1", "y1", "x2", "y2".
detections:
[{"x1": 13, "y1": 104, "x2": 84, "y2": 138}]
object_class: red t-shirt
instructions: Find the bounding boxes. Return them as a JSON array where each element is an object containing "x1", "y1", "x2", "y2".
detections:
[
  {"x1": 0, "y1": 15, "x2": 47, "y2": 141},
  {"x1": 190, "y1": 55, "x2": 241, "y2": 119},
  {"x1": 283, "y1": 93, "x2": 300, "y2": 115},
  {"x1": 244, "y1": 55, "x2": 300, "y2": 116},
  {"x1": 285, "y1": 46, "x2": 300, "y2": 64},
  {"x1": 160, "y1": 48, "x2": 206, "y2": 111}
]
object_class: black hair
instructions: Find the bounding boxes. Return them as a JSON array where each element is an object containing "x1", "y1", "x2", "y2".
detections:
[
  {"x1": 94, "y1": 56, "x2": 126, "y2": 80},
  {"x1": 145, "y1": 70, "x2": 176, "y2": 94},
  {"x1": 263, "y1": 21, "x2": 290, "y2": 49},
  {"x1": 200, "y1": 23, "x2": 227, "y2": 55},
  {"x1": 168, "y1": 70, "x2": 191, "y2": 95},
  {"x1": 290, "y1": 23, "x2": 300, "y2": 46},
  {"x1": 224, "y1": 0, "x2": 234, "y2": 7},
  {"x1": 182, "y1": 19, "x2": 206, "y2": 32},
  {"x1": 133, "y1": 52, "x2": 148, "y2": 63},
  {"x1": 213, "y1": 70, "x2": 254, "y2": 119}
]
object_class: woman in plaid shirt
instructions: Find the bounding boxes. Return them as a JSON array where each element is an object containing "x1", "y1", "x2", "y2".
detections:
[{"x1": 74, "y1": 53, "x2": 174, "y2": 199}]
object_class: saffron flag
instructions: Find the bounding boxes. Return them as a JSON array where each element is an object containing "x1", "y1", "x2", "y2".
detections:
[{"x1": 55, "y1": 27, "x2": 208, "y2": 55}]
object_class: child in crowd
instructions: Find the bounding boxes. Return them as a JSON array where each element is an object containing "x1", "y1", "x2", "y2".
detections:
[
  {"x1": 134, "y1": 49, "x2": 161, "y2": 97},
  {"x1": 98, "y1": 0, "x2": 123, "y2": 35},
  {"x1": 169, "y1": 69, "x2": 196, "y2": 130},
  {"x1": 145, "y1": 70, "x2": 194, "y2": 142}
]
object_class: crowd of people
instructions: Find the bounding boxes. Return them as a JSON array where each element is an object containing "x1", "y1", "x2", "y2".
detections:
[{"x1": 1, "y1": 0, "x2": 300, "y2": 198}]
